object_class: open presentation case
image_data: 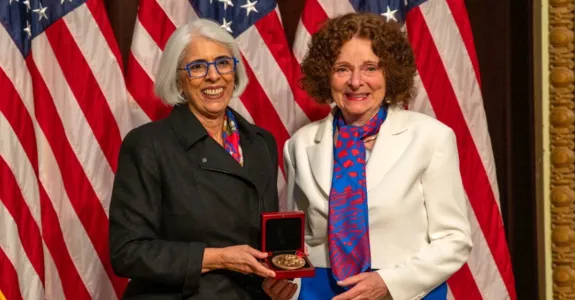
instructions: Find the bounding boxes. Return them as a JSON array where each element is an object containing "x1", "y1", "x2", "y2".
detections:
[{"x1": 260, "y1": 211, "x2": 315, "y2": 279}]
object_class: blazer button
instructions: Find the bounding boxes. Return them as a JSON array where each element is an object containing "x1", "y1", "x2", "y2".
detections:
[{"x1": 201, "y1": 157, "x2": 207, "y2": 163}]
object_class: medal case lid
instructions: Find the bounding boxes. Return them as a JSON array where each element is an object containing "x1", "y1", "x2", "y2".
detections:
[{"x1": 261, "y1": 211, "x2": 304, "y2": 254}]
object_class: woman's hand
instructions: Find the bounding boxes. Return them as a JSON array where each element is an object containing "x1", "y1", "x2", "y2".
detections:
[
  {"x1": 332, "y1": 272, "x2": 388, "y2": 300},
  {"x1": 262, "y1": 278, "x2": 298, "y2": 300},
  {"x1": 208, "y1": 245, "x2": 276, "y2": 278}
]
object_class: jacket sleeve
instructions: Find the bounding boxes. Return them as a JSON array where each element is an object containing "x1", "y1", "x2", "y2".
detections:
[
  {"x1": 108, "y1": 128, "x2": 206, "y2": 295},
  {"x1": 283, "y1": 140, "x2": 297, "y2": 212},
  {"x1": 376, "y1": 129, "x2": 473, "y2": 300},
  {"x1": 264, "y1": 131, "x2": 280, "y2": 212}
]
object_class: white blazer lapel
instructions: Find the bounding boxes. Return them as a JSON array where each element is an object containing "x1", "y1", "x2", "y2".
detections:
[
  {"x1": 306, "y1": 111, "x2": 334, "y2": 198},
  {"x1": 366, "y1": 105, "x2": 409, "y2": 191}
]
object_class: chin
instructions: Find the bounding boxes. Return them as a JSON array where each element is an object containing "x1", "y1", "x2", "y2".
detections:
[
  {"x1": 205, "y1": 106, "x2": 228, "y2": 116},
  {"x1": 201, "y1": 99, "x2": 229, "y2": 112},
  {"x1": 342, "y1": 104, "x2": 371, "y2": 116}
]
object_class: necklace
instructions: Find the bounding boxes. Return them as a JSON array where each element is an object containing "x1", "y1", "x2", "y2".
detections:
[{"x1": 362, "y1": 135, "x2": 377, "y2": 143}]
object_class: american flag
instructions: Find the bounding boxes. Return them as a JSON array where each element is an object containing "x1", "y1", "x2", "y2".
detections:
[
  {"x1": 293, "y1": 0, "x2": 517, "y2": 299},
  {"x1": 0, "y1": 0, "x2": 131, "y2": 299}
]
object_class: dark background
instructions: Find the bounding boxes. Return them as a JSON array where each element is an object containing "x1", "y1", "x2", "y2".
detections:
[{"x1": 103, "y1": 0, "x2": 537, "y2": 298}]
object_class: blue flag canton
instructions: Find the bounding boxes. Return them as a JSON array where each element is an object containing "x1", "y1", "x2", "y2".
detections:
[
  {"x1": 349, "y1": 0, "x2": 427, "y2": 23},
  {"x1": 1, "y1": 0, "x2": 86, "y2": 57},
  {"x1": 190, "y1": 0, "x2": 276, "y2": 39}
]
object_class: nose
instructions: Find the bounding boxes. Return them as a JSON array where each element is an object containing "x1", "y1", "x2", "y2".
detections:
[
  {"x1": 205, "y1": 63, "x2": 220, "y2": 81},
  {"x1": 348, "y1": 69, "x2": 363, "y2": 89}
]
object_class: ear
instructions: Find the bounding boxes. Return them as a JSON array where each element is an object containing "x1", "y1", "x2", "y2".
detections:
[{"x1": 176, "y1": 78, "x2": 183, "y2": 93}]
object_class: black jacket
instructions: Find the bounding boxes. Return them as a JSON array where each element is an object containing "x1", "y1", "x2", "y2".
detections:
[{"x1": 109, "y1": 104, "x2": 279, "y2": 299}]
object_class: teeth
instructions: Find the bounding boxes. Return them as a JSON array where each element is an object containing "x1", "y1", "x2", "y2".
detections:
[
  {"x1": 202, "y1": 88, "x2": 223, "y2": 95},
  {"x1": 348, "y1": 93, "x2": 368, "y2": 98}
]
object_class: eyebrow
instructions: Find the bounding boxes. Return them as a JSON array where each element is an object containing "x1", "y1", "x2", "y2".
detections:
[
  {"x1": 188, "y1": 55, "x2": 233, "y2": 63},
  {"x1": 334, "y1": 60, "x2": 380, "y2": 65}
]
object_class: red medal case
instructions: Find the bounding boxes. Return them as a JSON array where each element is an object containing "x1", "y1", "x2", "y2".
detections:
[{"x1": 261, "y1": 211, "x2": 315, "y2": 279}]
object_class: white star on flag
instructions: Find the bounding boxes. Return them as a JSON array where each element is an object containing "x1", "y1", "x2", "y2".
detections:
[
  {"x1": 381, "y1": 6, "x2": 397, "y2": 22},
  {"x1": 23, "y1": 20, "x2": 32, "y2": 38},
  {"x1": 240, "y1": 0, "x2": 258, "y2": 16},
  {"x1": 33, "y1": 3, "x2": 48, "y2": 21},
  {"x1": 23, "y1": 0, "x2": 31, "y2": 11},
  {"x1": 218, "y1": 0, "x2": 234, "y2": 10},
  {"x1": 221, "y1": 17, "x2": 233, "y2": 33}
]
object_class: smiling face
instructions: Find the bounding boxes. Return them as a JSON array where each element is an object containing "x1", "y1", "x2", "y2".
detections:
[
  {"x1": 178, "y1": 36, "x2": 236, "y2": 119},
  {"x1": 330, "y1": 36, "x2": 386, "y2": 126}
]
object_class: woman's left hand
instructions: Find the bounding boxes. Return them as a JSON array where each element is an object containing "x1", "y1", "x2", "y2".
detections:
[
  {"x1": 332, "y1": 272, "x2": 389, "y2": 300},
  {"x1": 262, "y1": 278, "x2": 298, "y2": 300}
]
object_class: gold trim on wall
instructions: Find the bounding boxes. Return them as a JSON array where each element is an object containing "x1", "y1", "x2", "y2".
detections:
[
  {"x1": 549, "y1": 0, "x2": 575, "y2": 298},
  {"x1": 533, "y1": 0, "x2": 550, "y2": 298}
]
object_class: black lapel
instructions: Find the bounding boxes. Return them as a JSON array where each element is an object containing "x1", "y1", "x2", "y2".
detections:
[
  {"x1": 197, "y1": 138, "x2": 250, "y2": 183},
  {"x1": 167, "y1": 104, "x2": 271, "y2": 192},
  {"x1": 231, "y1": 109, "x2": 273, "y2": 197},
  {"x1": 166, "y1": 104, "x2": 208, "y2": 150}
]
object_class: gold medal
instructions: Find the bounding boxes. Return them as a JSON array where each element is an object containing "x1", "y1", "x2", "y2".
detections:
[{"x1": 271, "y1": 254, "x2": 306, "y2": 270}]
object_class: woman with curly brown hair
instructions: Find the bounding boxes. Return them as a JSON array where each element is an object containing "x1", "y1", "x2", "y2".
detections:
[{"x1": 262, "y1": 12, "x2": 472, "y2": 300}]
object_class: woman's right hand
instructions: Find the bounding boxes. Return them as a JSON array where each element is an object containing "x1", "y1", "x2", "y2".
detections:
[{"x1": 216, "y1": 245, "x2": 276, "y2": 278}]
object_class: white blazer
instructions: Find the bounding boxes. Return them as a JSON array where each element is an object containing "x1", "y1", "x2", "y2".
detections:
[{"x1": 283, "y1": 105, "x2": 472, "y2": 300}]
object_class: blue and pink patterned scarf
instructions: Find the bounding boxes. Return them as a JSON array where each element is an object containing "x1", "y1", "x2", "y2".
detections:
[
  {"x1": 222, "y1": 108, "x2": 243, "y2": 166},
  {"x1": 328, "y1": 105, "x2": 387, "y2": 283}
]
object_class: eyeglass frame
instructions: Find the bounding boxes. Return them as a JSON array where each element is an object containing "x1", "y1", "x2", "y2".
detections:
[{"x1": 178, "y1": 56, "x2": 239, "y2": 78}]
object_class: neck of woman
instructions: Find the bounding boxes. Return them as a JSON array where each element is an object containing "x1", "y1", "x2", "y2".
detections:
[
  {"x1": 342, "y1": 108, "x2": 379, "y2": 127},
  {"x1": 198, "y1": 113, "x2": 225, "y2": 146},
  {"x1": 187, "y1": 103, "x2": 226, "y2": 145}
]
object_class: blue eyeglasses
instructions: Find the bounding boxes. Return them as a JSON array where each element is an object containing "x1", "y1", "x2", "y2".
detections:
[{"x1": 178, "y1": 57, "x2": 239, "y2": 78}]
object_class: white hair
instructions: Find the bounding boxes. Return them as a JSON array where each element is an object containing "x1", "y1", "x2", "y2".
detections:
[{"x1": 154, "y1": 18, "x2": 249, "y2": 106}]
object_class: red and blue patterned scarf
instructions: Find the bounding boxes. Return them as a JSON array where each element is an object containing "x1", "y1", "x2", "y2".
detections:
[
  {"x1": 328, "y1": 105, "x2": 387, "y2": 283},
  {"x1": 222, "y1": 109, "x2": 243, "y2": 166}
]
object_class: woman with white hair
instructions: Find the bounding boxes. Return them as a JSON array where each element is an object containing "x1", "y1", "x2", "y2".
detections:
[{"x1": 109, "y1": 18, "x2": 289, "y2": 299}]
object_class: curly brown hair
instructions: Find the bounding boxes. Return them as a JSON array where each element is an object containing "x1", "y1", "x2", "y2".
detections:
[{"x1": 300, "y1": 12, "x2": 417, "y2": 105}]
